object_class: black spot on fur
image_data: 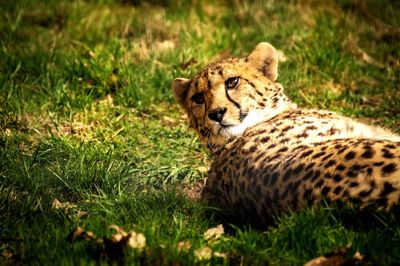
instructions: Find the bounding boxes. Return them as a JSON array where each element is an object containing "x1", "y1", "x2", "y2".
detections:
[
  {"x1": 303, "y1": 188, "x2": 313, "y2": 200},
  {"x1": 311, "y1": 170, "x2": 321, "y2": 182},
  {"x1": 267, "y1": 154, "x2": 280, "y2": 162},
  {"x1": 350, "y1": 164, "x2": 362, "y2": 171},
  {"x1": 268, "y1": 143, "x2": 277, "y2": 149},
  {"x1": 322, "y1": 153, "x2": 334, "y2": 161},
  {"x1": 324, "y1": 160, "x2": 336, "y2": 168},
  {"x1": 305, "y1": 162, "x2": 316, "y2": 171},
  {"x1": 270, "y1": 172, "x2": 279, "y2": 186},
  {"x1": 367, "y1": 167, "x2": 373, "y2": 175},
  {"x1": 303, "y1": 170, "x2": 314, "y2": 181},
  {"x1": 381, "y1": 163, "x2": 397, "y2": 175},
  {"x1": 321, "y1": 186, "x2": 331, "y2": 196},
  {"x1": 300, "y1": 150, "x2": 313, "y2": 158},
  {"x1": 373, "y1": 161, "x2": 384, "y2": 166},
  {"x1": 333, "y1": 174, "x2": 342, "y2": 182},
  {"x1": 315, "y1": 180, "x2": 324, "y2": 188},
  {"x1": 249, "y1": 146, "x2": 257, "y2": 153},
  {"x1": 312, "y1": 152, "x2": 326, "y2": 159},
  {"x1": 293, "y1": 163, "x2": 305, "y2": 175},
  {"x1": 296, "y1": 132, "x2": 309, "y2": 138},
  {"x1": 305, "y1": 125, "x2": 317, "y2": 130},
  {"x1": 335, "y1": 164, "x2": 346, "y2": 171},
  {"x1": 349, "y1": 181, "x2": 359, "y2": 187},
  {"x1": 260, "y1": 136, "x2": 270, "y2": 143},
  {"x1": 277, "y1": 147, "x2": 289, "y2": 153},
  {"x1": 345, "y1": 151, "x2": 356, "y2": 160},
  {"x1": 334, "y1": 186, "x2": 343, "y2": 195},
  {"x1": 361, "y1": 149, "x2": 374, "y2": 159},
  {"x1": 294, "y1": 145, "x2": 309, "y2": 151},
  {"x1": 255, "y1": 152, "x2": 266, "y2": 162},
  {"x1": 282, "y1": 126, "x2": 293, "y2": 132},
  {"x1": 382, "y1": 148, "x2": 395, "y2": 159},
  {"x1": 291, "y1": 181, "x2": 301, "y2": 193},
  {"x1": 282, "y1": 168, "x2": 293, "y2": 182},
  {"x1": 346, "y1": 171, "x2": 357, "y2": 178},
  {"x1": 385, "y1": 144, "x2": 396, "y2": 149},
  {"x1": 334, "y1": 144, "x2": 343, "y2": 150},
  {"x1": 379, "y1": 181, "x2": 396, "y2": 197},
  {"x1": 337, "y1": 147, "x2": 348, "y2": 154},
  {"x1": 359, "y1": 189, "x2": 373, "y2": 198}
]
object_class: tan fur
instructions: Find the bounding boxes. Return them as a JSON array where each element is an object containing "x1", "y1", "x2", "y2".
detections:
[{"x1": 172, "y1": 42, "x2": 400, "y2": 224}]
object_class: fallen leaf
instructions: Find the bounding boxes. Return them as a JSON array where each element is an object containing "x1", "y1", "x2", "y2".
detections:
[
  {"x1": 66, "y1": 226, "x2": 96, "y2": 242},
  {"x1": 213, "y1": 251, "x2": 228, "y2": 259},
  {"x1": 1, "y1": 251, "x2": 13, "y2": 259},
  {"x1": 194, "y1": 246, "x2": 212, "y2": 261},
  {"x1": 204, "y1": 224, "x2": 224, "y2": 242},
  {"x1": 127, "y1": 231, "x2": 146, "y2": 251},
  {"x1": 76, "y1": 210, "x2": 89, "y2": 218},
  {"x1": 177, "y1": 241, "x2": 191, "y2": 252},
  {"x1": 67, "y1": 225, "x2": 146, "y2": 263},
  {"x1": 304, "y1": 244, "x2": 363, "y2": 266},
  {"x1": 52, "y1": 198, "x2": 77, "y2": 210},
  {"x1": 109, "y1": 224, "x2": 128, "y2": 242}
]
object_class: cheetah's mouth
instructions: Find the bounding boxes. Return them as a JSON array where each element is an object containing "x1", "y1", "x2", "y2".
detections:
[
  {"x1": 217, "y1": 123, "x2": 234, "y2": 135},
  {"x1": 215, "y1": 112, "x2": 248, "y2": 134},
  {"x1": 214, "y1": 110, "x2": 266, "y2": 137}
]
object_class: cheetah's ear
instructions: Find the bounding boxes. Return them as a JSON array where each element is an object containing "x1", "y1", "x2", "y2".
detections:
[
  {"x1": 246, "y1": 42, "x2": 278, "y2": 82},
  {"x1": 172, "y1": 78, "x2": 191, "y2": 107}
]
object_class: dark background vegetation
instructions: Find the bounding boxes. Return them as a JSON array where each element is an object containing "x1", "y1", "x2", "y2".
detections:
[{"x1": 1, "y1": 0, "x2": 399, "y2": 264}]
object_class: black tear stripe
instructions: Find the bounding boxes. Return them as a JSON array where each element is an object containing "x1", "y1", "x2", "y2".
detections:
[
  {"x1": 202, "y1": 97, "x2": 208, "y2": 127},
  {"x1": 225, "y1": 88, "x2": 243, "y2": 122},
  {"x1": 225, "y1": 87, "x2": 241, "y2": 109}
]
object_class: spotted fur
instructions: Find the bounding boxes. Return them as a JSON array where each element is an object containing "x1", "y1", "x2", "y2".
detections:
[{"x1": 172, "y1": 42, "x2": 400, "y2": 224}]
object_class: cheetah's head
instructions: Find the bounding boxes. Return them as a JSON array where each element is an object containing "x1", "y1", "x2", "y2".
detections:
[{"x1": 172, "y1": 42, "x2": 295, "y2": 152}]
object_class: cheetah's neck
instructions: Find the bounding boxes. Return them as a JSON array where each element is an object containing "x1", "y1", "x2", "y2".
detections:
[{"x1": 227, "y1": 94, "x2": 297, "y2": 137}]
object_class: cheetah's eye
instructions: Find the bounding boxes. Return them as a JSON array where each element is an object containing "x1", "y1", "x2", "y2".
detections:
[
  {"x1": 225, "y1": 77, "x2": 240, "y2": 89},
  {"x1": 192, "y1": 92, "x2": 205, "y2": 104}
]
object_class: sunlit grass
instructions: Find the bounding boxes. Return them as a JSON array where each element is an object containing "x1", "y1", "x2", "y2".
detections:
[{"x1": 1, "y1": 0, "x2": 399, "y2": 264}]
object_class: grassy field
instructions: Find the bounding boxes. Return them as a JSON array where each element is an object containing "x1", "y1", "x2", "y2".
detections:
[{"x1": 1, "y1": 0, "x2": 400, "y2": 264}]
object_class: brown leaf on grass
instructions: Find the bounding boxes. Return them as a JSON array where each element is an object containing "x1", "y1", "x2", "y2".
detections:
[
  {"x1": 76, "y1": 210, "x2": 89, "y2": 218},
  {"x1": 194, "y1": 246, "x2": 212, "y2": 261},
  {"x1": 52, "y1": 198, "x2": 77, "y2": 210},
  {"x1": 177, "y1": 240, "x2": 191, "y2": 252},
  {"x1": 66, "y1": 226, "x2": 97, "y2": 242},
  {"x1": 204, "y1": 224, "x2": 224, "y2": 242},
  {"x1": 67, "y1": 225, "x2": 146, "y2": 262},
  {"x1": 109, "y1": 224, "x2": 128, "y2": 242},
  {"x1": 213, "y1": 251, "x2": 228, "y2": 259},
  {"x1": 126, "y1": 231, "x2": 146, "y2": 251},
  {"x1": 1, "y1": 250, "x2": 13, "y2": 259},
  {"x1": 304, "y1": 244, "x2": 363, "y2": 266}
]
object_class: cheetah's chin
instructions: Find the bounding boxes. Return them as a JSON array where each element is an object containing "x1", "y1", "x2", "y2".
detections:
[{"x1": 218, "y1": 111, "x2": 266, "y2": 137}]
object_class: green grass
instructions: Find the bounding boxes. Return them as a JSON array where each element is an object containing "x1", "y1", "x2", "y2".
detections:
[{"x1": 1, "y1": 0, "x2": 399, "y2": 264}]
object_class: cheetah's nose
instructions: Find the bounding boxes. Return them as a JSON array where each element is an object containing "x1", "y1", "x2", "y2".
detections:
[{"x1": 208, "y1": 107, "x2": 227, "y2": 123}]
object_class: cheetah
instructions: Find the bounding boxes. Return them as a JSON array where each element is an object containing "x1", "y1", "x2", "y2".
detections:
[{"x1": 172, "y1": 42, "x2": 400, "y2": 224}]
